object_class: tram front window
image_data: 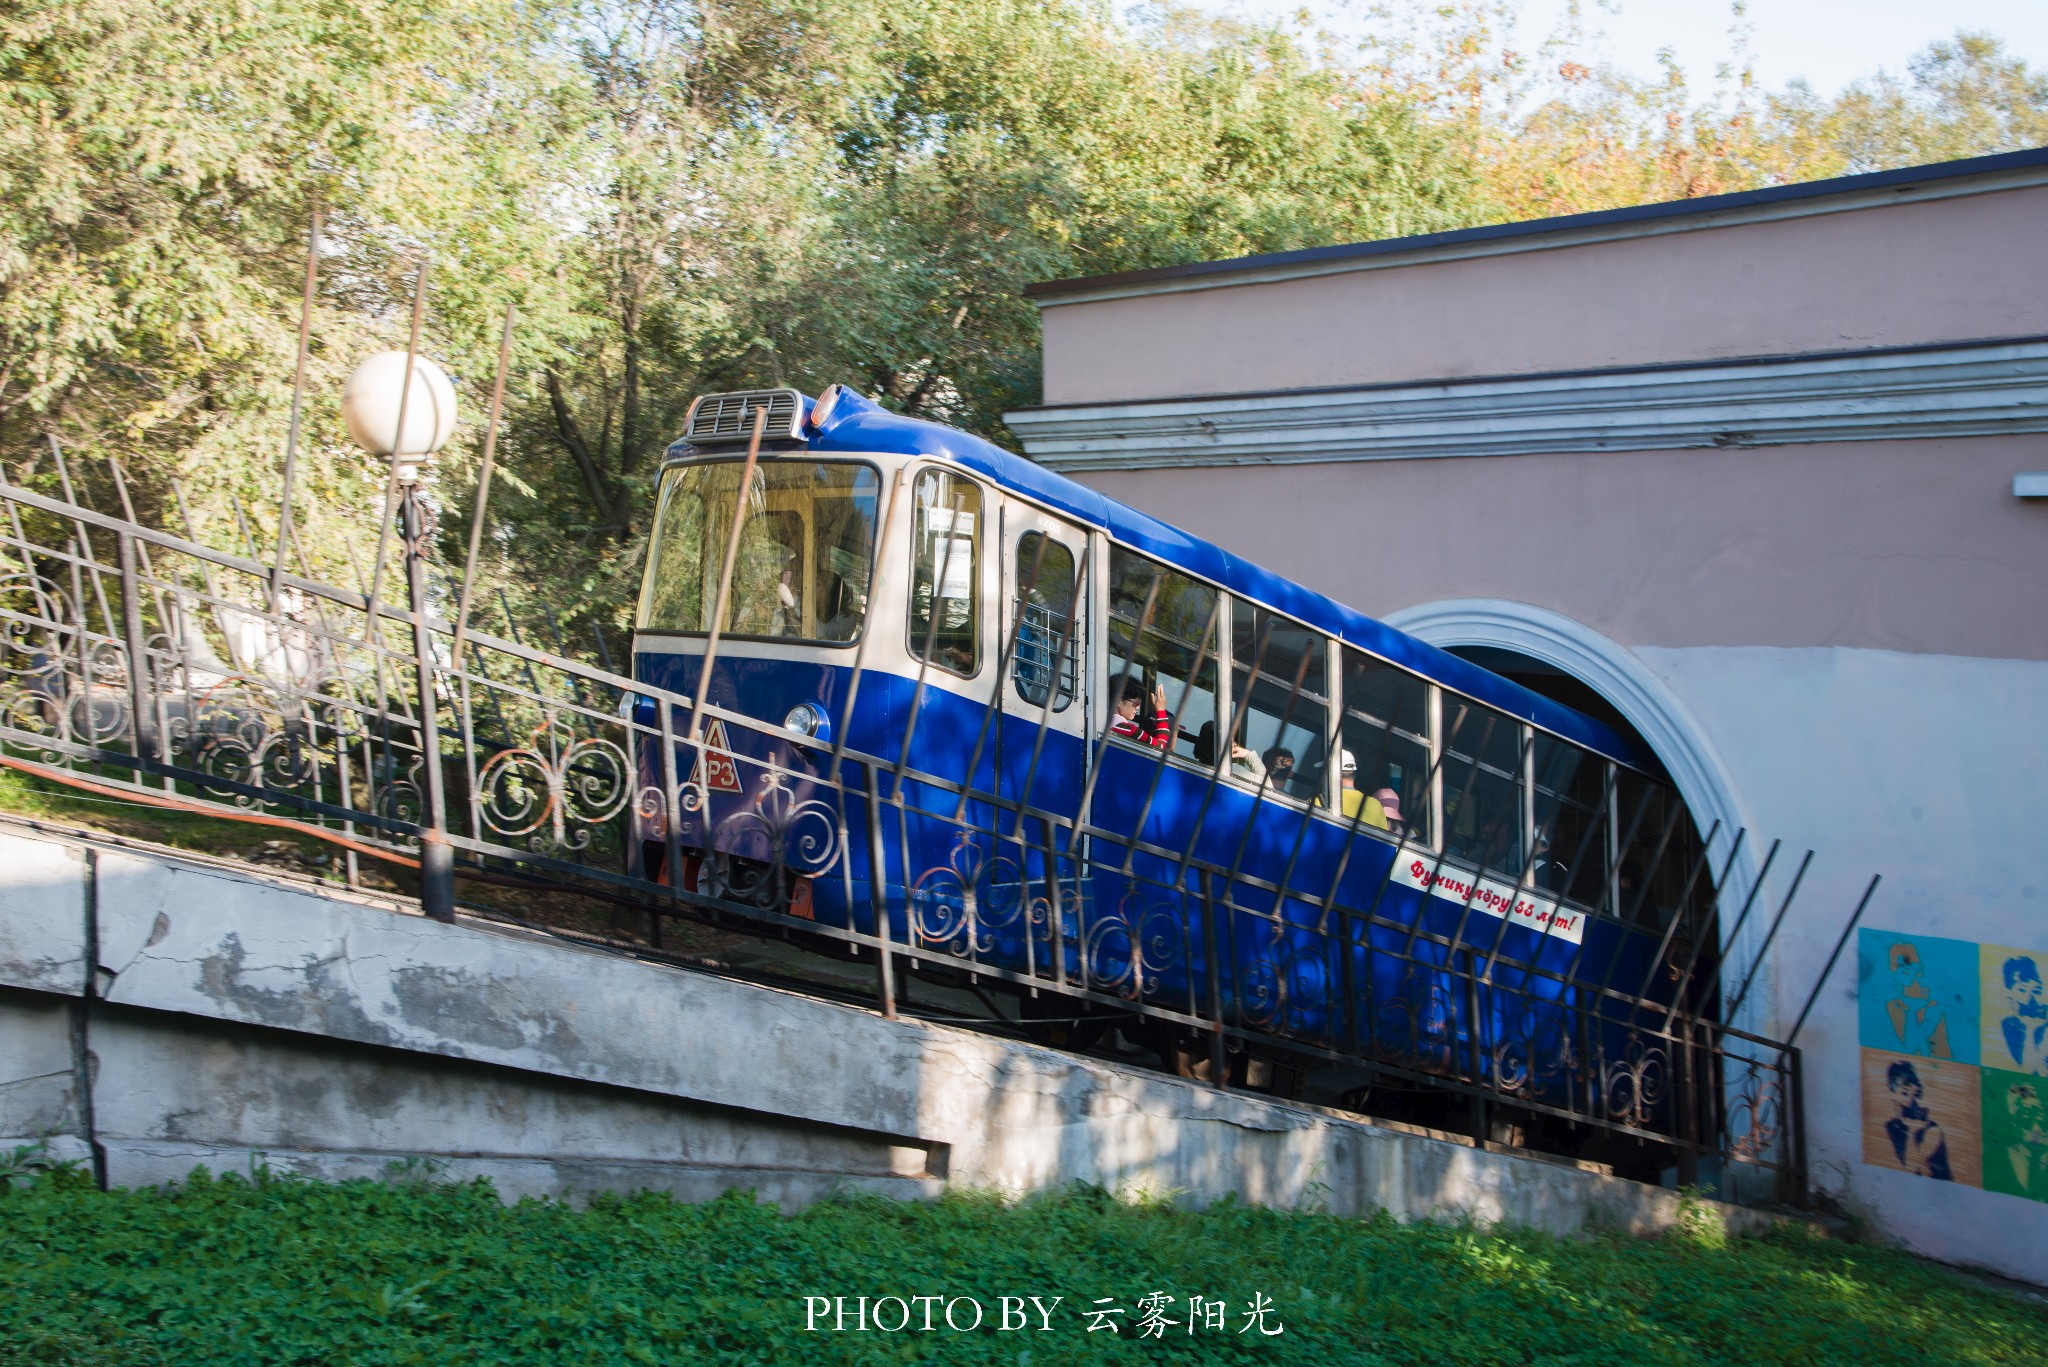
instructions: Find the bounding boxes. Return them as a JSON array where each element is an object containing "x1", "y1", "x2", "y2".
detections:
[{"x1": 637, "y1": 460, "x2": 880, "y2": 642}]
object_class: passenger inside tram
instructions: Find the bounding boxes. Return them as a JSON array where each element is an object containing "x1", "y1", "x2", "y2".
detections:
[
  {"x1": 1530, "y1": 829, "x2": 1571, "y2": 893},
  {"x1": 1193, "y1": 719, "x2": 1268, "y2": 784},
  {"x1": 730, "y1": 512, "x2": 802, "y2": 636},
  {"x1": 1110, "y1": 677, "x2": 1171, "y2": 749},
  {"x1": 819, "y1": 587, "x2": 867, "y2": 642},
  {"x1": 1371, "y1": 786, "x2": 1406, "y2": 838},
  {"x1": 1338, "y1": 750, "x2": 1390, "y2": 829}
]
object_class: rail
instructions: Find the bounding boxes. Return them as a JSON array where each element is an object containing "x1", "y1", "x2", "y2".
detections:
[{"x1": 0, "y1": 469, "x2": 1874, "y2": 1200}]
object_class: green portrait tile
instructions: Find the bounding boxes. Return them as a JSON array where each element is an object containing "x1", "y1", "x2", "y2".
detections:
[{"x1": 1979, "y1": 1066, "x2": 2048, "y2": 1202}]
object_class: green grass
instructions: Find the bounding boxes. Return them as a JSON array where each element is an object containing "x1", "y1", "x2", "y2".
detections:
[
  {"x1": 1, "y1": 1169, "x2": 2040, "y2": 1366},
  {"x1": 0, "y1": 767, "x2": 345, "y2": 877}
]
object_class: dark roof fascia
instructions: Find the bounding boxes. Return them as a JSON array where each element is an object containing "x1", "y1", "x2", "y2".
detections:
[{"x1": 1025, "y1": 145, "x2": 2048, "y2": 302}]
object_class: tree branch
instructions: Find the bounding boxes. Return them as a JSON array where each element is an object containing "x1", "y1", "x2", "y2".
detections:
[{"x1": 545, "y1": 370, "x2": 628, "y2": 535}]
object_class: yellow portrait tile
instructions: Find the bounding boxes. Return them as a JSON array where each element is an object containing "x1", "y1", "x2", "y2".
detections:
[{"x1": 1981, "y1": 944, "x2": 2048, "y2": 1078}]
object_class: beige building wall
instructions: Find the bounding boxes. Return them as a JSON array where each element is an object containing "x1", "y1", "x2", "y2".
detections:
[
  {"x1": 1041, "y1": 182, "x2": 2048, "y2": 404},
  {"x1": 1071, "y1": 435, "x2": 2048, "y2": 661}
]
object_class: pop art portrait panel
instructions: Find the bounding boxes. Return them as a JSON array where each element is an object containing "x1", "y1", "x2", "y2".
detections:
[
  {"x1": 1860, "y1": 1048, "x2": 1981, "y2": 1188},
  {"x1": 1857, "y1": 929, "x2": 1979, "y2": 1064},
  {"x1": 1979, "y1": 1067, "x2": 2048, "y2": 1202},
  {"x1": 1980, "y1": 943, "x2": 2048, "y2": 1077}
]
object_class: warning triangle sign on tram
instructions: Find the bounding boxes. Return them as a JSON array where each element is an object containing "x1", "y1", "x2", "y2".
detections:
[{"x1": 694, "y1": 717, "x2": 743, "y2": 793}]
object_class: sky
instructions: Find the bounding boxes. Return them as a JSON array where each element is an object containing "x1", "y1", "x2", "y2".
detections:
[{"x1": 1176, "y1": 0, "x2": 2048, "y2": 99}]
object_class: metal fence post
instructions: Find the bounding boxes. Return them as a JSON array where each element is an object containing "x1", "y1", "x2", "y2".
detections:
[
  {"x1": 865, "y1": 760, "x2": 897, "y2": 1019},
  {"x1": 115, "y1": 533, "x2": 159, "y2": 770},
  {"x1": 402, "y1": 484, "x2": 454, "y2": 922},
  {"x1": 1787, "y1": 1046, "x2": 1809, "y2": 1206},
  {"x1": 1200, "y1": 868, "x2": 1228, "y2": 1087}
]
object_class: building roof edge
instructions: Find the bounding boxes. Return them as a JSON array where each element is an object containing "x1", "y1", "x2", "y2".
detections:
[{"x1": 1024, "y1": 145, "x2": 2048, "y2": 304}]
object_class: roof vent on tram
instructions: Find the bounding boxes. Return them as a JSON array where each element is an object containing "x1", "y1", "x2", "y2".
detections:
[{"x1": 683, "y1": 388, "x2": 807, "y2": 445}]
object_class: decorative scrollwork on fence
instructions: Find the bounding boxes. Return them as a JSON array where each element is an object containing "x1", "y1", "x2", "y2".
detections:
[
  {"x1": 1372, "y1": 963, "x2": 1458, "y2": 1075},
  {"x1": 0, "y1": 572, "x2": 129, "y2": 761},
  {"x1": 713, "y1": 769, "x2": 840, "y2": 876},
  {"x1": 0, "y1": 572, "x2": 76, "y2": 678},
  {"x1": 1075, "y1": 885, "x2": 1187, "y2": 1000},
  {"x1": 1725, "y1": 1058, "x2": 1786, "y2": 1162},
  {"x1": 1490, "y1": 994, "x2": 1581, "y2": 1099},
  {"x1": 475, "y1": 713, "x2": 636, "y2": 853},
  {"x1": 908, "y1": 831, "x2": 1009, "y2": 953},
  {"x1": 1603, "y1": 1031, "x2": 1670, "y2": 1131}
]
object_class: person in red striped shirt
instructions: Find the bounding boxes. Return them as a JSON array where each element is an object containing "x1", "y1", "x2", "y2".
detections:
[{"x1": 1110, "y1": 676, "x2": 1171, "y2": 750}]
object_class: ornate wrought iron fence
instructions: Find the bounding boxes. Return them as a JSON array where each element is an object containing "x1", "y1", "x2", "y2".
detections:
[{"x1": 0, "y1": 468, "x2": 1875, "y2": 1202}]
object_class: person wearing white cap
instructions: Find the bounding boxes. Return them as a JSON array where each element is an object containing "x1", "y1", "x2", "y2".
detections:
[{"x1": 1337, "y1": 749, "x2": 1388, "y2": 830}]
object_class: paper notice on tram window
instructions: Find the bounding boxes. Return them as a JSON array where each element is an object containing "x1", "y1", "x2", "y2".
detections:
[
  {"x1": 936, "y1": 537, "x2": 973, "y2": 599},
  {"x1": 926, "y1": 509, "x2": 975, "y2": 536},
  {"x1": 1391, "y1": 855, "x2": 1587, "y2": 945}
]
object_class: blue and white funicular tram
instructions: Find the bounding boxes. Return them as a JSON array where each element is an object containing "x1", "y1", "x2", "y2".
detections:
[{"x1": 630, "y1": 386, "x2": 1699, "y2": 1136}]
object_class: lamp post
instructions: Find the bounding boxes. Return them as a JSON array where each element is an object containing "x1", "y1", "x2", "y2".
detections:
[{"x1": 342, "y1": 350, "x2": 460, "y2": 921}]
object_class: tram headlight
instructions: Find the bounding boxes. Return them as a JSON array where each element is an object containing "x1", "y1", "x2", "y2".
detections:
[
  {"x1": 617, "y1": 691, "x2": 657, "y2": 728},
  {"x1": 782, "y1": 702, "x2": 830, "y2": 743}
]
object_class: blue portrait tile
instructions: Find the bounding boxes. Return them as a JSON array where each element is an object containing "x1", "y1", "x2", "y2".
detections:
[{"x1": 1858, "y1": 929, "x2": 1980, "y2": 1066}]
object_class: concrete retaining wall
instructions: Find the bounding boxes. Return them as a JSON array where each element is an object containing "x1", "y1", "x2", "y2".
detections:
[{"x1": 1, "y1": 819, "x2": 1773, "y2": 1238}]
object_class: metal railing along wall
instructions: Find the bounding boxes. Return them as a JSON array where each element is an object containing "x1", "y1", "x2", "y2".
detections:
[{"x1": 0, "y1": 468, "x2": 1875, "y2": 1201}]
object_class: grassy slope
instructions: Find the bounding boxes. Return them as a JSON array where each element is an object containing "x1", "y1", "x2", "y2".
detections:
[
  {"x1": 0, "y1": 768, "x2": 347, "y2": 877},
  {"x1": 1, "y1": 1174, "x2": 2041, "y2": 1367}
]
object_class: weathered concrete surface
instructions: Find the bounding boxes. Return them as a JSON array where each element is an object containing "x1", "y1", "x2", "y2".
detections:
[
  {"x1": 0, "y1": 991, "x2": 85, "y2": 1157},
  {"x1": 0, "y1": 834, "x2": 85, "y2": 994},
  {"x1": 87, "y1": 1010, "x2": 934, "y2": 1206},
  {"x1": 0, "y1": 819, "x2": 1779, "y2": 1237}
]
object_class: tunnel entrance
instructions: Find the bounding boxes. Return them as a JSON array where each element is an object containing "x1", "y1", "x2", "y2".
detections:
[
  {"x1": 1421, "y1": 644, "x2": 1727, "y2": 1181},
  {"x1": 1447, "y1": 644, "x2": 1723, "y2": 1012}
]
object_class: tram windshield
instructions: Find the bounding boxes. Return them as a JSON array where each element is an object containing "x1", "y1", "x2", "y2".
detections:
[{"x1": 637, "y1": 459, "x2": 881, "y2": 642}]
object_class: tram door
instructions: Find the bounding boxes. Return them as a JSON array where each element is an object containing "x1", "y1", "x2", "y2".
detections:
[{"x1": 995, "y1": 502, "x2": 1092, "y2": 938}]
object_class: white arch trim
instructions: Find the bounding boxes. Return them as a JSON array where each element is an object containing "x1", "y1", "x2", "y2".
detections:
[{"x1": 1382, "y1": 598, "x2": 1772, "y2": 1030}]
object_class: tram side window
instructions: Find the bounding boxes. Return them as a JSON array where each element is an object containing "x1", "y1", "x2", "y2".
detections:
[
  {"x1": 1613, "y1": 770, "x2": 1711, "y2": 937},
  {"x1": 1012, "y1": 532, "x2": 1077, "y2": 710},
  {"x1": 1440, "y1": 700, "x2": 1526, "y2": 877},
  {"x1": 908, "y1": 470, "x2": 982, "y2": 675},
  {"x1": 1229, "y1": 602, "x2": 1328, "y2": 799},
  {"x1": 1531, "y1": 734, "x2": 1610, "y2": 906},
  {"x1": 1337, "y1": 650, "x2": 1433, "y2": 844},
  {"x1": 815, "y1": 490, "x2": 878, "y2": 642},
  {"x1": 1107, "y1": 546, "x2": 1217, "y2": 761}
]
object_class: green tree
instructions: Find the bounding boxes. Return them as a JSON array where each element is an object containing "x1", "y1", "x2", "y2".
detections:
[
  {"x1": 1767, "y1": 31, "x2": 2048, "y2": 177},
  {"x1": 0, "y1": 0, "x2": 579, "y2": 583}
]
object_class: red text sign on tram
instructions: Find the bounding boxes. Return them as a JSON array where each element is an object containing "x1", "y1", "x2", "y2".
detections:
[
  {"x1": 695, "y1": 718, "x2": 743, "y2": 793},
  {"x1": 1394, "y1": 857, "x2": 1586, "y2": 945}
]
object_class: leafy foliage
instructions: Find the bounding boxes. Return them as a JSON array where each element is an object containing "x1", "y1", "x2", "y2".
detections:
[
  {"x1": 1, "y1": 1173, "x2": 2044, "y2": 1365},
  {"x1": 2, "y1": 0, "x2": 2044, "y2": 654}
]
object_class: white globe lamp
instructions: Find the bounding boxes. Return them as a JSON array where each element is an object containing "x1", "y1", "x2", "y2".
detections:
[{"x1": 341, "y1": 352, "x2": 458, "y2": 481}]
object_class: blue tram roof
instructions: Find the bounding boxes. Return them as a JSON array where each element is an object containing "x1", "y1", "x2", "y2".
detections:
[{"x1": 688, "y1": 387, "x2": 1646, "y2": 768}]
